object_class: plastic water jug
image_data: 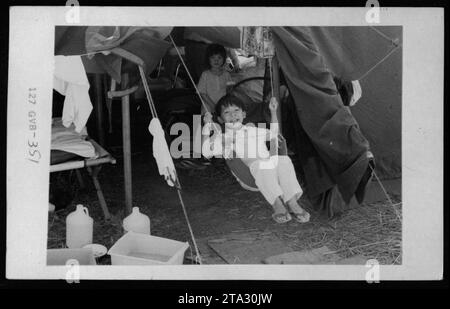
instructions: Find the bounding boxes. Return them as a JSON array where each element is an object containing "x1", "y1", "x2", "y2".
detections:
[
  {"x1": 66, "y1": 205, "x2": 94, "y2": 248},
  {"x1": 123, "y1": 207, "x2": 150, "y2": 234}
]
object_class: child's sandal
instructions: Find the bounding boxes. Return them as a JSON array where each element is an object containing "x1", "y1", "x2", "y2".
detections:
[
  {"x1": 271, "y1": 212, "x2": 292, "y2": 224},
  {"x1": 290, "y1": 210, "x2": 310, "y2": 223}
]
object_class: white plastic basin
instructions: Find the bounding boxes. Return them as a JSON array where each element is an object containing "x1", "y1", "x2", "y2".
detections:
[{"x1": 108, "y1": 231, "x2": 189, "y2": 265}]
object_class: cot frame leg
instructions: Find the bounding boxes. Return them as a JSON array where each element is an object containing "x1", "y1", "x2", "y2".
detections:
[
  {"x1": 87, "y1": 166, "x2": 111, "y2": 220},
  {"x1": 75, "y1": 169, "x2": 85, "y2": 189}
]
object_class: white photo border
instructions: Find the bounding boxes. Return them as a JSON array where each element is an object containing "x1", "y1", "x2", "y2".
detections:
[{"x1": 6, "y1": 6, "x2": 444, "y2": 280}]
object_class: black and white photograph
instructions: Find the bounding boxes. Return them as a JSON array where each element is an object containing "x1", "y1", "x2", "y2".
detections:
[{"x1": 6, "y1": 6, "x2": 443, "y2": 281}]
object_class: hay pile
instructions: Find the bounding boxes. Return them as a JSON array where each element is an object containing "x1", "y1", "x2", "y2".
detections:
[
  {"x1": 284, "y1": 197, "x2": 402, "y2": 265},
  {"x1": 327, "y1": 200, "x2": 402, "y2": 264}
]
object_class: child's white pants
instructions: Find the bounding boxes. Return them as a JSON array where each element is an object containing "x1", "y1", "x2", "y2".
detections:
[{"x1": 249, "y1": 155, "x2": 303, "y2": 205}]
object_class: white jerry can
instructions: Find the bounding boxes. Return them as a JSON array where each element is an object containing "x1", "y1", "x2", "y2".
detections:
[
  {"x1": 123, "y1": 207, "x2": 151, "y2": 235},
  {"x1": 66, "y1": 204, "x2": 94, "y2": 248}
]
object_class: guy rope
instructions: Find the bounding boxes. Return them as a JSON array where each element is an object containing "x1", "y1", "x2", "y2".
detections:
[{"x1": 138, "y1": 62, "x2": 203, "y2": 264}]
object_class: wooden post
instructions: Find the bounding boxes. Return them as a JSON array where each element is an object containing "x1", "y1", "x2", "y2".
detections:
[
  {"x1": 102, "y1": 75, "x2": 113, "y2": 134},
  {"x1": 121, "y1": 74, "x2": 133, "y2": 215},
  {"x1": 272, "y1": 55, "x2": 282, "y2": 134},
  {"x1": 94, "y1": 74, "x2": 105, "y2": 146}
]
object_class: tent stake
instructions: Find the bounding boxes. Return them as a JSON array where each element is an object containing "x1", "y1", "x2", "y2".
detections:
[{"x1": 121, "y1": 73, "x2": 133, "y2": 215}]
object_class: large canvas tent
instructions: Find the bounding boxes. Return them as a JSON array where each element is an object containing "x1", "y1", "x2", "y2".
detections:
[{"x1": 54, "y1": 26, "x2": 401, "y2": 218}]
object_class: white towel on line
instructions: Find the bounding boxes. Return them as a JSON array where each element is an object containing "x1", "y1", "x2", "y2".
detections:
[{"x1": 148, "y1": 118, "x2": 177, "y2": 187}]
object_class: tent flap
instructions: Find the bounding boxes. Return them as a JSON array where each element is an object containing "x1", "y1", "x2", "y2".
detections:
[
  {"x1": 56, "y1": 26, "x2": 172, "y2": 85},
  {"x1": 273, "y1": 26, "x2": 370, "y2": 203},
  {"x1": 184, "y1": 27, "x2": 241, "y2": 48},
  {"x1": 307, "y1": 26, "x2": 402, "y2": 179},
  {"x1": 85, "y1": 27, "x2": 172, "y2": 85}
]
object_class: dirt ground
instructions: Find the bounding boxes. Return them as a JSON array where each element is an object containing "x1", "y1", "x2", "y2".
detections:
[{"x1": 48, "y1": 149, "x2": 402, "y2": 265}]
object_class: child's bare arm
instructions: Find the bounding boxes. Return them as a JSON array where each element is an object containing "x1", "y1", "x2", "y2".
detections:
[
  {"x1": 201, "y1": 119, "x2": 223, "y2": 159},
  {"x1": 269, "y1": 96, "x2": 279, "y2": 123},
  {"x1": 203, "y1": 111, "x2": 213, "y2": 124},
  {"x1": 267, "y1": 97, "x2": 280, "y2": 140}
]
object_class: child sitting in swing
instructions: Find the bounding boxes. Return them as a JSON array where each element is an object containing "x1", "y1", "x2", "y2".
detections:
[{"x1": 202, "y1": 95, "x2": 310, "y2": 224}]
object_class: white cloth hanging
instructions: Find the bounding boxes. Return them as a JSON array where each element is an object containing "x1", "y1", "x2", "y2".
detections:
[
  {"x1": 241, "y1": 27, "x2": 275, "y2": 58},
  {"x1": 148, "y1": 118, "x2": 177, "y2": 187},
  {"x1": 350, "y1": 80, "x2": 362, "y2": 106},
  {"x1": 54, "y1": 55, "x2": 93, "y2": 133}
]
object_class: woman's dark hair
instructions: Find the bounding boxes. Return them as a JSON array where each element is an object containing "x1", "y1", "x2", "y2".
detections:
[
  {"x1": 215, "y1": 95, "x2": 246, "y2": 116},
  {"x1": 205, "y1": 44, "x2": 227, "y2": 68}
]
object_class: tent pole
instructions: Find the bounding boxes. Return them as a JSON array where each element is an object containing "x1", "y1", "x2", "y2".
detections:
[
  {"x1": 121, "y1": 73, "x2": 133, "y2": 215},
  {"x1": 272, "y1": 55, "x2": 282, "y2": 134},
  {"x1": 94, "y1": 74, "x2": 105, "y2": 146}
]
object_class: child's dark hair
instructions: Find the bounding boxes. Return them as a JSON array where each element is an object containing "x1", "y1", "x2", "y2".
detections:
[
  {"x1": 205, "y1": 44, "x2": 227, "y2": 68},
  {"x1": 215, "y1": 95, "x2": 246, "y2": 116}
]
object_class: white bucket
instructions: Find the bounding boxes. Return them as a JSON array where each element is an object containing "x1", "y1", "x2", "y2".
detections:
[{"x1": 108, "y1": 231, "x2": 190, "y2": 265}]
